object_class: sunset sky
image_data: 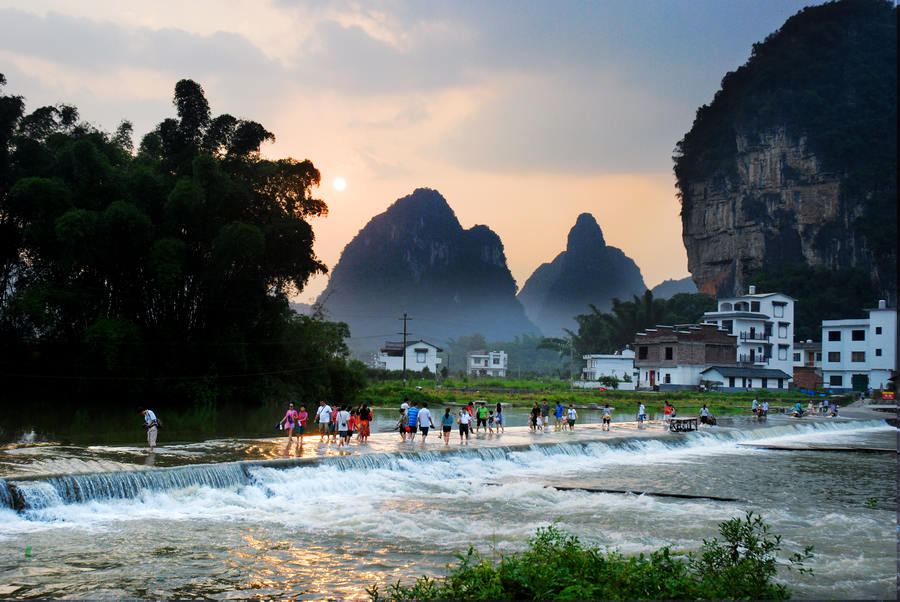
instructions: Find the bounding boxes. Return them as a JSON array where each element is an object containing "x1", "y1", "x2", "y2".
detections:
[{"x1": 0, "y1": 0, "x2": 818, "y2": 302}]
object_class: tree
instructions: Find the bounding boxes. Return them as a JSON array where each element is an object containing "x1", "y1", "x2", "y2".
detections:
[{"x1": 0, "y1": 77, "x2": 363, "y2": 410}]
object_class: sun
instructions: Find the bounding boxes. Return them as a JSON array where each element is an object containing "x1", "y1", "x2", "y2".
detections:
[{"x1": 332, "y1": 177, "x2": 347, "y2": 191}]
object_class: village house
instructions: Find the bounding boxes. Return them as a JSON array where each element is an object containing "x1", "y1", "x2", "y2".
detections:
[
  {"x1": 376, "y1": 340, "x2": 443, "y2": 373},
  {"x1": 466, "y1": 350, "x2": 508, "y2": 377},
  {"x1": 580, "y1": 348, "x2": 636, "y2": 390},
  {"x1": 821, "y1": 300, "x2": 897, "y2": 392},
  {"x1": 701, "y1": 286, "x2": 795, "y2": 382},
  {"x1": 633, "y1": 323, "x2": 737, "y2": 390}
]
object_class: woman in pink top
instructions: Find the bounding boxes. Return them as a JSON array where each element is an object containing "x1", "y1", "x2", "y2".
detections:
[
  {"x1": 279, "y1": 402, "x2": 299, "y2": 444},
  {"x1": 296, "y1": 406, "x2": 308, "y2": 444}
]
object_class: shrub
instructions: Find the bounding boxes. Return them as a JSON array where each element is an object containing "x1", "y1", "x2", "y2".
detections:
[{"x1": 368, "y1": 512, "x2": 811, "y2": 600}]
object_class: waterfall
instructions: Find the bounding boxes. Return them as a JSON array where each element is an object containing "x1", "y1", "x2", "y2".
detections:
[{"x1": 1, "y1": 419, "x2": 889, "y2": 514}]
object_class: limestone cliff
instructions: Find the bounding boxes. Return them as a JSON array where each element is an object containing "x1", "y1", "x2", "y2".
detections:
[
  {"x1": 681, "y1": 128, "x2": 845, "y2": 296},
  {"x1": 675, "y1": 0, "x2": 897, "y2": 302},
  {"x1": 517, "y1": 213, "x2": 646, "y2": 337},
  {"x1": 317, "y1": 188, "x2": 538, "y2": 355}
]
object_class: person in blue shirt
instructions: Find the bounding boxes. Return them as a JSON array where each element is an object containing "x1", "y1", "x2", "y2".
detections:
[
  {"x1": 406, "y1": 401, "x2": 420, "y2": 442},
  {"x1": 441, "y1": 408, "x2": 455, "y2": 445}
]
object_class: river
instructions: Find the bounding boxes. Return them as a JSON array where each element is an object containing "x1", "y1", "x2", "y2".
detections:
[{"x1": 0, "y1": 413, "x2": 895, "y2": 599}]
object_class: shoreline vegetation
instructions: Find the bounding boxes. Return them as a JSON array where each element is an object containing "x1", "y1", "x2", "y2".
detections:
[{"x1": 368, "y1": 513, "x2": 813, "y2": 601}]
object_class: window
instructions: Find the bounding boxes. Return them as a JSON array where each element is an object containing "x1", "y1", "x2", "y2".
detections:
[
  {"x1": 778, "y1": 324, "x2": 788, "y2": 338},
  {"x1": 829, "y1": 375, "x2": 842, "y2": 386},
  {"x1": 492, "y1": 357, "x2": 500, "y2": 365},
  {"x1": 852, "y1": 330, "x2": 865, "y2": 341},
  {"x1": 828, "y1": 331, "x2": 841, "y2": 341},
  {"x1": 762, "y1": 378, "x2": 768, "y2": 388},
  {"x1": 638, "y1": 346, "x2": 648, "y2": 360},
  {"x1": 777, "y1": 379, "x2": 784, "y2": 388},
  {"x1": 793, "y1": 352, "x2": 801, "y2": 362},
  {"x1": 728, "y1": 377, "x2": 735, "y2": 387},
  {"x1": 773, "y1": 303, "x2": 785, "y2": 318},
  {"x1": 751, "y1": 301, "x2": 760, "y2": 312},
  {"x1": 722, "y1": 320, "x2": 733, "y2": 334},
  {"x1": 827, "y1": 351, "x2": 841, "y2": 363},
  {"x1": 815, "y1": 352, "x2": 822, "y2": 362},
  {"x1": 778, "y1": 346, "x2": 788, "y2": 360},
  {"x1": 876, "y1": 326, "x2": 882, "y2": 335},
  {"x1": 664, "y1": 373, "x2": 671, "y2": 384},
  {"x1": 665, "y1": 347, "x2": 673, "y2": 360},
  {"x1": 851, "y1": 351, "x2": 865, "y2": 362},
  {"x1": 876, "y1": 348, "x2": 882, "y2": 357},
  {"x1": 416, "y1": 350, "x2": 427, "y2": 363}
]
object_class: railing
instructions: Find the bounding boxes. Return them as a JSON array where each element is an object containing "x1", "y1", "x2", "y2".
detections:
[
  {"x1": 739, "y1": 331, "x2": 770, "y2": 342},
  {"x1": 738, "y1": 354, "x2": 770, "y2": 365}
]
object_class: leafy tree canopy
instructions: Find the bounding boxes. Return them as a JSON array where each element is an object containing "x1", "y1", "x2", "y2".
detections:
[
  {"x1": 0, "y1": 76, "x2": 360, "y2": 409},
  {"x1": 567, "y1": 291, "x2": 716, "y2": 357}
]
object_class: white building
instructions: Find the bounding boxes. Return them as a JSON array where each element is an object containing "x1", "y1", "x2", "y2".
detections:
[
  {"x1": 699, "y1": 366, "x2": 792, "y2": 391},
  {"x1": 821, "y1": 300, "x2": 897, "y2": 392},
  {"x1": 466, "y1": 350, "x2": 508, "y2": 377},
  {"x1": 581, "y1": 349, "x2": 636, "y2": 390},
  {"x1": 376, "y1": 340, "x2": 443, "y2": 374},
  {"x1": 702, "y1": 286, "x2": 795, "y2": 381}
]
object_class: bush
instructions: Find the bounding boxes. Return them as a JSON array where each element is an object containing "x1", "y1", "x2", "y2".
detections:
[{"x1": 368, "y1": 512, "x2": 811, "y2": 600}]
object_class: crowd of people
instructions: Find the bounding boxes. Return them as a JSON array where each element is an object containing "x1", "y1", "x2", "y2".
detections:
[
  {"x1": 394, "y1": 399, "x2": 505, "y2": 445},
  {"x1": 272, "y1": 396, "x2": 749, "y2": 450},
  {"x1": 276, "y1": 400, "x2": 375, "y2": 447}
]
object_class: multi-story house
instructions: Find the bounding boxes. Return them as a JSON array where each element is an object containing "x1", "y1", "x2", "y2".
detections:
[
  {"x1": 466, "y1": 350, "x2": 508, "y2": 377},
  {"x1": 821, "y1": 300, "x2": 897, "y2": 392},
  {"x1": 702, "y1": 286, "x2": 795, "y2": 382}
]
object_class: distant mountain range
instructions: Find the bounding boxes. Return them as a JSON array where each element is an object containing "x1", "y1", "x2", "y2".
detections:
[
  {"x1": 516, "y1": 213, "x2": 646, "y2": 337},
  {"x1": 650, "y1": 277, "x2": 697, "y2": 299},
  {"x1": 316, "y1": 188, "x2": 538, "y2": 355}
]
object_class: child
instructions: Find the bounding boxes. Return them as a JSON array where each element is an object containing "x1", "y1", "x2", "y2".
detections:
[
  {"x1": 488, "y1": 410, "x2": 495, "y2": 433},
  {"x1": 602, "y1": 405, "x2": 611, "y2": 431},
  {"x1": 496, "y1": 408, "x2": 504, "y2": 433}
]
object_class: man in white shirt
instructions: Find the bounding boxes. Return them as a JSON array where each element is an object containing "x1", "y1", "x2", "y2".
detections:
[
  {"x1": 566, "y1": 405, "x2": 577, "y2": 430},
  {"x1": 637, "y1": 403, "x2": 646, "y2": 429},
  {"x1": 417, "y1": 402, "x2": 434, "y2": 444},
  {"x1": 141, "y1": 408, "x2": 159, "y2": 453},
  {"x1": 316, "y1": 400, "x2": 332, "y2": 440},
  {"x1": 458, "y1": 407, "x2": 472, "y2": 443}
]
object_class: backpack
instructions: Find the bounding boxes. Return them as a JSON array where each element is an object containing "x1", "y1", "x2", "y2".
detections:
[{"x1": 154, "y1": 416, "x2": 163, "y2": 429}]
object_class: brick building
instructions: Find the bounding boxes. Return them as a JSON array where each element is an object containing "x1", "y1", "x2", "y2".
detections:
[{"x1": 634, "y1": 324, "x2": 737, "y2": 390}]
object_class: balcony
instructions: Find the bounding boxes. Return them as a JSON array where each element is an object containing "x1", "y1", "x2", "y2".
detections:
[
  {"x1": 738, "y1": 354, "x2": 770, "y2": 365},
  {"x1": 739, "y1": 331, "x2": 770, "y2": 342}
]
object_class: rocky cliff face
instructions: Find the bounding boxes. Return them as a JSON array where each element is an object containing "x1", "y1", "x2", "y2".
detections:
[
  {"x1": 682, "y1": 128, "x2": 849, "y2": 297},
  {"x1": 317, "y1": 188, "x2": 538, "y2": 355},
  {"x1": 517, "y1": 213, "x2": 646, "y2": 337},
  {"x1": 675, "y1": 0, "x2": 897, "y2": 303}
]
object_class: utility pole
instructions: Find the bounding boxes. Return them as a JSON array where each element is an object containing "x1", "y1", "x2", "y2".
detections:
[
  {"x1": 570, "y1": 336, "x2": 575, "y2": 391},
  {"x1": 398, "y1": 313, "x2": 412, "y2": 386}
]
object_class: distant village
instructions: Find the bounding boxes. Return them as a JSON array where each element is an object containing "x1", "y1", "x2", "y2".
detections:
[{"x1": 372, "y1": 286, "x2": 897, "y2": 395}]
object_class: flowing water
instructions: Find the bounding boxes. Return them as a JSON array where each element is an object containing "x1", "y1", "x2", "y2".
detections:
[{"x1": 0, "y1": 415, "x2": 895, "y2": 599}]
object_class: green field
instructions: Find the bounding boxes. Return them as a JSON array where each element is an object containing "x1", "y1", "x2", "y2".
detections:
[{"x1": 357, "y1": 377, "x2": 839, "y2": 416}]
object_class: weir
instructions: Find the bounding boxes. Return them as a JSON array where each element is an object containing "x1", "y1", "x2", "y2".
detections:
[{"x1": 0, "y1": 418, "x2": 890, "y2": 515}]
